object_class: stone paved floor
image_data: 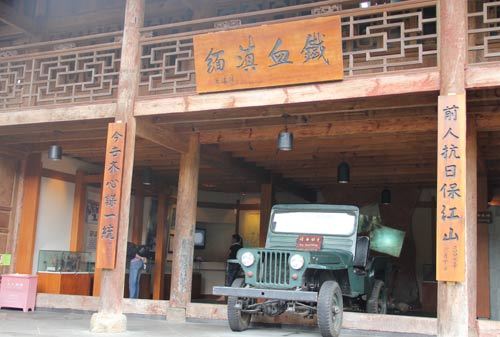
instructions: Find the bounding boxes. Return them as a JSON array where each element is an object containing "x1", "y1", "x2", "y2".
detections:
[{"x1": 0, "y1": 310, "x2": 435, "y2": 337}]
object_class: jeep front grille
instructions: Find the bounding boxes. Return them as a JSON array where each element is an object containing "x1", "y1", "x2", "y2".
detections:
[{"x1": 256, "y1": 251, "x2": 291, "y2": 286}]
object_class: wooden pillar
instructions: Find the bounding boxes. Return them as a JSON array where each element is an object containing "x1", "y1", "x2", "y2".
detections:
[
  {"x1": 14, "y1": 153, "x2": 41, "y2": 274},
  {"x1": 70, "y1": 170, "x2": 86, "y2": 251},
  {"x1": 6, "y1": 158, "x2": 25, "y2": 275},
  {"x1": 153, "y1": 193, "x2": 167, "y2": 300},
  {"x1": 90, "y1": 0, "x2": 144, "y2": 333},
  {"x1": 476, "y1": 161, "x2": 490, "y2": 318},
  {"x1": 168, "y1": 135, "x2": 200, "y2": 320},
  {"x1": 131, "y1": 185, "x2": 144, "y2": 245},
  {"x1": 437, "y1": 1, "x2": 478, "y2": 336},
  {"x1": 259, "y1": 183, "x2": 273, "y2": 247}
]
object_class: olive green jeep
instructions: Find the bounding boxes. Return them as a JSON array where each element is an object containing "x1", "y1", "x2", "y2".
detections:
[{"x1": 213, "y1": 204, "x2": 391, "y2": 337}]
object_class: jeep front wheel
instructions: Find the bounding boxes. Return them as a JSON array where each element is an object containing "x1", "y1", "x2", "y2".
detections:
[
  {"x1": 366, "y1": 280, "x2": 387, "y2": 314},
  {"x1": 227, "y1": 278, "x2": 252, "y2": 332},
  {"x1": 317, "y1": 280, "x2": 343, "y2": 337}
]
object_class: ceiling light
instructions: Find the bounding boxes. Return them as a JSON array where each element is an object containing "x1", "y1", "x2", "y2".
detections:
[
  {"x1": 48, "y1": 145, "x2": 62, "y2": 160},
  {"x1": 381, "y1": 189, "x2": 391, "y2": 205},
  {"x1": 337, "y1": 162, "x2": 350, "y2": 184},
  {"x1": 142, "y1": 167, "x2": 153, "y2": 186}
]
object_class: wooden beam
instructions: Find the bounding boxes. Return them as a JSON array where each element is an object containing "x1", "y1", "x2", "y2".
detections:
[
  {"x1": 84, "y1": 174, "x2": 104, "y2": 184},
  {"x1": 198, "y1": 116, "x2": 437, "y2": 144},
  {"x1": 197, "y1": 201, "x2": 259, "y2": 210},
  {"x1": 14, "y1": 153, "x2": 42, "y2": 274},
  {"x1": 134, "y1": 69, "x2": 439, "y2": 117},
  {"x1": 0, "y1": 2, "x2": 38, "y2": 37},
  {"x1": 0, "y1": 24, "x2": 24, "y2": 39},
  {"x1": 466, "y1": 62, "x2": 500, "y2": 90},
  {"x1": 0, "y1": 103, "x2": 116, "y2": 127},
  {"x1": 200, "y1": 144, "x2": 316, "y2": 202},
  {"x1": 136, "y1": 119, "x2": 188, "y2": 153},
  {"x1": 41, "y1": 168, "x2": 76, "y2": 183},
  {"x1": 153, "y1": 193, "x2": 168, "y2": 300},
  {"x1": 70, "y1": 170, "x2": 86, "y2": 252}
]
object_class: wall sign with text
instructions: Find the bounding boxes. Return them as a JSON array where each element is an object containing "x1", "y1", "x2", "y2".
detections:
[
  {"x1": 193, "y1": 15, "x2": 343, "y2": 93},
  {"x1": 96, "y1": 122, "x2": 127, "y2": 270},
  {"x1": 436, "y1": 95, "x2": 466, "y2": 282}
]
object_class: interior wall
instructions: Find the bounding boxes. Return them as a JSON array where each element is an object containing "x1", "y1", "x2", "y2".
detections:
[
  {"x1": 0, "y1": 155, "x2": 19, "y2": 274},
  {"x1": 489, "y1": 205, "x2": 500, "y2": 320},
  {"x1": 32, "y1": 177, "x2": 75, "y2": 273},
  {"x1": 411, "y1": 188, "x2": 435, "y2": 313},
  {"x1": 32, "y1": 155, "x2": 101, "y2": 273}
]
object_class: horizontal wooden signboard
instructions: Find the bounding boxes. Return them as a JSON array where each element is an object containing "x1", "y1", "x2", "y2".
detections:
[
  {"x1": 96, "y1": 122, "x2": 127, "y2": 270},
  {"x1": 193, "y1": 15, "x2": 343, "y2": 93}
]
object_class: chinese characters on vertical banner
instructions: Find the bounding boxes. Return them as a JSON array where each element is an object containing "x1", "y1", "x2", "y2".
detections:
[
  {"x1": 96, "y1": 122, "x2": 127, "y2": 269},
  {"x1": 193, "y1": 16, "x2": 343, "y2": 93},
  {"x1": 436, "y1": 95, "x2": 466, "y2": 282}
]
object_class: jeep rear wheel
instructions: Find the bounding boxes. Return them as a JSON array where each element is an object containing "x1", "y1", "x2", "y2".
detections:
[
  {"x1": 317, "y1": 280, "x2": 343, "y2": 337},
  {"x1": 227, "y1": 278, "x2": 252, "y2": 332},
  {"x1": 367, "y1": 280, "x2": 387, "y2": 314}
]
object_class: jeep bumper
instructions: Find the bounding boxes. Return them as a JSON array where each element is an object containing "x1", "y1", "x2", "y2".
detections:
[{"x1": 213, "y1": 286, "x2": 318, "y2": 302}]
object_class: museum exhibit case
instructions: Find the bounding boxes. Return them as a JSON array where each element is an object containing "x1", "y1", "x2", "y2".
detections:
[{"x1": 37, "y1": 250, "x2": 94, "y2": 296}]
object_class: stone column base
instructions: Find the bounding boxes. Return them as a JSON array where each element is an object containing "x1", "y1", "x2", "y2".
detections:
[
  {"x1": 166, "y1": 307, "x2": 186, "y2": 323},
  {"x1": 90, "y1": 312, "x2": 127, "y2": 333}
]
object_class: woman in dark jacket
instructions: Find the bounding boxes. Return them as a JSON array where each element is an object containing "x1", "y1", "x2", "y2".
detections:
[{"x1": 226, "y1": 234, "x2": 243, "y2": 286}]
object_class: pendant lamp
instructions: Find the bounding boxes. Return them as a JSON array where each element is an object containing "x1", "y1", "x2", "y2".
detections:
[
  {"x1": 48, "y1": 145, "x2": 62, "y2": 160},
  {"x1": 337, "y1": 162, "x2": 350, "y2": 184},
  {"x1": 381, "y1": 189, "x2": 391, "y2": 205},
  {"x1": 142, "y1": 167, "x2": 153, "y2": 186}
]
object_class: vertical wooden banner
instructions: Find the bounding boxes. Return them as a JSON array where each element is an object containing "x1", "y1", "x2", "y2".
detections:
[
  {"x1": 436, "y1": 95, "x2": 466, "y2": 282},
  {"x1": 96, "y1": 122, "x2": 127, "y2": 269}
]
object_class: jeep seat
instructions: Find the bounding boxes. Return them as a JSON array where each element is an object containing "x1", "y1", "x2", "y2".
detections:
[{"x1": 353, "y1": 236, "x2": 370, "y2": 273}]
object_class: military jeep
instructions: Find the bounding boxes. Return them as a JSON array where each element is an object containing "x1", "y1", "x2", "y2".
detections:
[{"x1": 213, "y1": 204, "x2": 391, "y2": 337}]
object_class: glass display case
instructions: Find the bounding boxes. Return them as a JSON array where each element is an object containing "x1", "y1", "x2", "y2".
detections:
[{"x1": 37, "y1": 250, "x2": 95, "y2": 273}]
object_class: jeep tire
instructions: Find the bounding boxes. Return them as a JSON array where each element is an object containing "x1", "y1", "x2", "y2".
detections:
[
  {"x1": 227, "y1": 278, "x2": 252, "y2": 332},
  {"x1": 366, "y1": 279, "x2": 387, "y2": 314},
  {"x1": 317, "y1": 280, "x2": 343, "y2": 337}
]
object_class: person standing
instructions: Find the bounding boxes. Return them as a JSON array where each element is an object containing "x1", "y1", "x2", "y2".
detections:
[
  {"x1": 217, "y1": 234, "x2": 243, "y2": 302},
  {"x1": 226, "y1": 234, "x2": 243, "y2": 287},
  {"x1": 129, "y1": 245, "x2": 148, "y2": 299}
]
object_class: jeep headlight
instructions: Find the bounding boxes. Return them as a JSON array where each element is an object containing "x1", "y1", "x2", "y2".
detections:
[
  {"x1": 290, "y1": 254, "x2": 305, "y2": 270},
  {"x1": 240, "y1": 252, "x2": 255, "y2": 267}
]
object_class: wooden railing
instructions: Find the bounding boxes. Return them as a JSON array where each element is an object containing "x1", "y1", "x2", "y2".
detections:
[
  {"x1": 468, "y1": 0, "x2": 500, "y2": 64},
  {"x1": 138, "y1": 0, "x2": 437, "y2": 97},
  {"x1": 1, "y1": 0, "x2": 439, "y2": 111},
  {"x1": 0, "y1": 32, "x2": 121, "y2": 110}
]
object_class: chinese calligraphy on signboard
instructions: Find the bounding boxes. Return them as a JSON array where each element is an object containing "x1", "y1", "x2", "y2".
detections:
[
  {"x1": 436, "y1": 95, "x2": 465, "y2": 282},
  {"x1": 193, "y1": 15, "x2": 343, "y2": 93},
  {"x1": 96, "y1": 122, "x2": 126, "y2": 270}
]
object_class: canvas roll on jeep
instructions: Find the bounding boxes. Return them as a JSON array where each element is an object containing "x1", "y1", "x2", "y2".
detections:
[{"x1": 213, "y1": 204, "x2": 391, "y2": 337}]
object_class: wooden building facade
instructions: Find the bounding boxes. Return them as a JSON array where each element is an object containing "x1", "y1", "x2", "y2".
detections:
[{"x1": 0, "y1": 0, "x2": 499, "y2": 336}]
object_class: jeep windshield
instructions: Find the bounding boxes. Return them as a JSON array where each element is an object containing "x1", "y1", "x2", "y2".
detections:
[{"x1": 272, "y1": 210, "x2": 356, "y2": 236}]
